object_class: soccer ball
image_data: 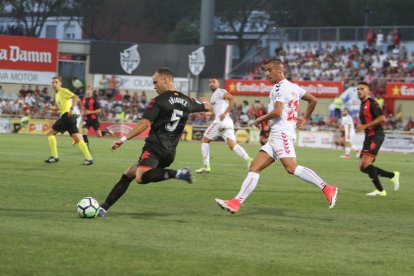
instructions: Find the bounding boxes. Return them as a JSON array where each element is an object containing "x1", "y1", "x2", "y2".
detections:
[{"x1": 77, "y1": 197, "x2": 99, "y2": 218}]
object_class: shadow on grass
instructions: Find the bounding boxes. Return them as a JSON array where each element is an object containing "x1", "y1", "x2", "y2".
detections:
[
  {"x1": 241, "y1": 207, "x2": 335, "y2": 222},
  {"x1": 102, "y1": 210, "x2": 195, "y2": 223}
]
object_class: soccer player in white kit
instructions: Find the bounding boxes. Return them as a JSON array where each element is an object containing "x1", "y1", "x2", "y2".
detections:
[
  {"x1": 340, "y1": 108, "x2": 356, "y2": 158},
  {"x1": 195, "y1": 77, "x2": 252, "y2": 173},
  {"x1": 215, "y1": 58, "x2": 339, "y2": 213}
]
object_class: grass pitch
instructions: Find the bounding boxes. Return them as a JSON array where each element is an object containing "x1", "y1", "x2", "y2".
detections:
[{"x1": 0, "y1": 133, "x2": 413, "y2": 275}]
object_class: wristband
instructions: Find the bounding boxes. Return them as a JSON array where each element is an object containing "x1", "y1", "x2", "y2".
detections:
[{"x1": 120, "y1": 136, "x2": 128, "y2": 143}]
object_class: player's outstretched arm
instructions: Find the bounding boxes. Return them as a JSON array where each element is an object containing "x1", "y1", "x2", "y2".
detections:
[{"x1": 111, "y1": 119, "x2": 151, "y2": 151}]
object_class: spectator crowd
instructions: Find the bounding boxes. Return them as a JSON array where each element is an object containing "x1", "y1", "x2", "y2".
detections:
[{"x1": 1, "y1": 31, "x2": 414, "y2": 133}]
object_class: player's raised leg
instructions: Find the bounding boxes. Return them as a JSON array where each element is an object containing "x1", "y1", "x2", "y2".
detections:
[
  {"x1": 280, "y1": 157, "x2": 339, "y2": 209},
  {"x1": 215, "y1": 151, "x2": 273, "y2": 214}
]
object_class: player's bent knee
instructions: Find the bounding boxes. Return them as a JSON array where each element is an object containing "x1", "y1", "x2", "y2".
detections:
[{"x1": 285, "y1": 166, "x2": 296, "y2": 174}]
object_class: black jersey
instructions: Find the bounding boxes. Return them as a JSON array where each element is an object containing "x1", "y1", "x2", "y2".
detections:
[
  {"x1": 142, "y1": 91, "x2": 205, "y2": 153},
  {"x1": 82, "y1": 97, "x2": 101, "y2": 120},
  {"x1": 359, "y1": 97, "x2": 384, "y2": 137}
]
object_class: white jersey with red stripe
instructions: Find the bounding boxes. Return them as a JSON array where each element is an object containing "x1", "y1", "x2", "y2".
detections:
[
  {"x1": 210, "y1": 88, "x2": 230, "y2": 120},
  {"x1": 267, "y1": 79, "x2": 306, "y2": 137}
]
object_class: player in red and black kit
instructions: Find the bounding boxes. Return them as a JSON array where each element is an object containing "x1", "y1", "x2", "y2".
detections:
[
  {"x1": 97, "y1": 67, "x2": 210, "y2": 217},
  {"x1": 253, "y1": 100, "x2": 269, "y2": 145},
  {"x1": 81, "y1": 85, "x2": 113, "y2": 148},
  {"x1": 356, "y1": 82, "x2": 400, "y2": 196}
]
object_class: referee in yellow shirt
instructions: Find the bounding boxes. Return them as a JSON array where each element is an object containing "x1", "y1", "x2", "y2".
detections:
[{"x1": 45, "y1": 76, "x2": 93, "y2": 165}]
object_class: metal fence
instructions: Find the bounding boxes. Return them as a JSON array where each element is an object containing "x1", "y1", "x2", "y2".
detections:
[{"x1": 279, "y1": 26, "x2": 414, "y2": 43}]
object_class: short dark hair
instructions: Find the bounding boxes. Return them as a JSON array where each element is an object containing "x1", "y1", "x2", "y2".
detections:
[
  {"x1": 209, "y1": 76, "x2": 220, "y2": 80},
  {"x1": 357, "y1": 81, "x2": 370, "y2": 88},
  {"x1": 52, "y1": 76, "x2": 62, "y2": 82},
  {"x1": 157, "y1": 67, "x2": 174, "y2": 80},
  {"x1": 264, "y1": 58, "x2": 284, "y2": 66}
]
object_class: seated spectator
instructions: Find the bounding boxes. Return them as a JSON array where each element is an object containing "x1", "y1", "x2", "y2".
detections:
[{"x1": 404, "y1": 116, "x2": 414, "y2": 131}]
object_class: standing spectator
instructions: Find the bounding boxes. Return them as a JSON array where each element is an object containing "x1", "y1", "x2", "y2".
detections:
[
  {"x1": 376, "y1": 29, "x2": 384, "y2": 52},
  {"x1": 366, "y1": 28, "x2": 376, "y2": 48},
  {"x1": 404, "y1": 116, "x2": 414, "y2": 131},
  {"x1": 98, "y1": 75, "x2": 108, "y2": 96},
  {"x1": 19, "y1": 85, "x2": 27, "y2": 98},
  {"x1": 41, "y1": 87, "x2": 51, "y2": 104},
  {"x1": 107, "y1": 75, "x2": 118, "y2": 99},
  {"x1": 123, "y1": 90, "x2": 131, "y2": 102},
  {"x1": 113, "y1": 90, "x2": 122, "y2": 101},
  {"x1": 26, "y1": 85, "x2": 34, "y2": 95},
  {"x1": 34, "y1": 85, "x2": 40, "y2": 95},
  {"x1": 24, "y1": 92, "x2": 36, "y2": 107},
  {"x1": 140, "y1": 91, "x2": 147, "y2": 105},
  {"x1": 393, "y1": 29, "x2": 401, "y2": 48},
  {"x1": 0, "y1": 85, "x2": 5, "y2": 100},
  {"x1": 386, "y1": 31, "x2": 394, "y2": 53}
]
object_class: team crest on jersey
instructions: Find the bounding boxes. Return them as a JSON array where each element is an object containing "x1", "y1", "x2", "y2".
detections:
[
  {"x1": 188, "y1": 47, "x2": 205, "y2": 76},
  {"x1": 120, "y1": 44, "x2": 140, "y2": 74}
]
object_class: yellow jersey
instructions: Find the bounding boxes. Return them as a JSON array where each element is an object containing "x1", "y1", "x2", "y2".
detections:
[{"x1": 55, "y1": 87, "x2": 75, "y2": 115}]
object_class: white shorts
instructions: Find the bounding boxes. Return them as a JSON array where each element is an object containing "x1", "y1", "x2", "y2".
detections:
[
  {"x1": 344, "y1": 131, "x2": 355, "y2": 144},
  {"x1": 260, "y1": 131, "x2": 296, "y2": 160},
  {"x1": 203, "y1": 118, "x2": 236, "y2": 141},
  {"x1": 73, "y1": 106, "x2": 82, "y2": 128}
]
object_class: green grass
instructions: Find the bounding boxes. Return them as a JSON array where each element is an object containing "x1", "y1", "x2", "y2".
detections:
[{"x1": 0, "y1": 133, "x2": 413, "y2": 275}]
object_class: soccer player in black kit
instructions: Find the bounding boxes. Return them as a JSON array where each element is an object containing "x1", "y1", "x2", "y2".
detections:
[
  {"x1": 81, "y1": 85, "x2": 113, "y2": 148},
  {"x1": 253, "y1": 100, "x2": 269, "y2": 145},
  {"x1": 356, "y1": 82, "x2": 400, "y2": 196},
  {"x1": 97, "y1": 68, "x2": 210, "y2": 217}
]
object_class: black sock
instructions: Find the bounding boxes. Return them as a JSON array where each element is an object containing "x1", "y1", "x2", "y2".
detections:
[
  {"x1": 375, "y1": 167, "x2": 395, "y2": 178},
  {"x1": 101, "y1": 129, "x2": 109, "y2": 136},
  {"x1": 83, "y1": 135, "x2": 89, "y2": 145},
  {"x1": 101, "y1": 174, "x2": 134, "y2": 210},
  {"x1": 365, "y1": 165, "x2": 383, "y2": 191},
  {"x1": 140, "y1": 168, "x2": 177, "y2": 184}
]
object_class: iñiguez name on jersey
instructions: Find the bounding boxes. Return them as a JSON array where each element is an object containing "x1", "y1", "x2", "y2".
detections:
[
  {"x1": 210, "y1": 88, "x2": 230, "y2": 120},
  {"x1": 267, "y1": 79, "x2": 306, "y2": 136}
]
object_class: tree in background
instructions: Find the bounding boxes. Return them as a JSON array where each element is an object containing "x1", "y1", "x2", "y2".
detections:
[{"x1": 3, "y1": 0, "x2": 74, "y2": 37}]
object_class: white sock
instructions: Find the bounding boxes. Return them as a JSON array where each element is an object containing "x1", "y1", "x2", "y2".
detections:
[
  {"x1": 201, "y1": 143, "x2": 210, "y2": 167},
  {"x1": 236, "y1": 172, "x2": 260, "y2": 203},
  {"x1": 294, "y1": 165, "x2": 327, "y2": 190},
  {"x1": 345, "y1": 147, "x2": 351, "y2": 155},
  {"x1": 232, "y1": 144, "x2": 250, "y2": 160}
]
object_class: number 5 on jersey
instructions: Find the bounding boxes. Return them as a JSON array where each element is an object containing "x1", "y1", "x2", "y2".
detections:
[{"x1": 165, "y1": 109, "x2": 183, "y2": 132}]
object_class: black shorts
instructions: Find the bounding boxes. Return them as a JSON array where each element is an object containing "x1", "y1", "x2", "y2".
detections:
[
  {"x1": 52, "y1": 113, "x2": 79, "y2": 135},
  {"x1": 83, "y1": 119, "x2": 101, "y2": 131},
  {"x1": 137, "y1": 146, "x2": 175, "y2": 169},
  {"x1": 361, "y1": 134, "x2": 385, "y2": 158}
]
